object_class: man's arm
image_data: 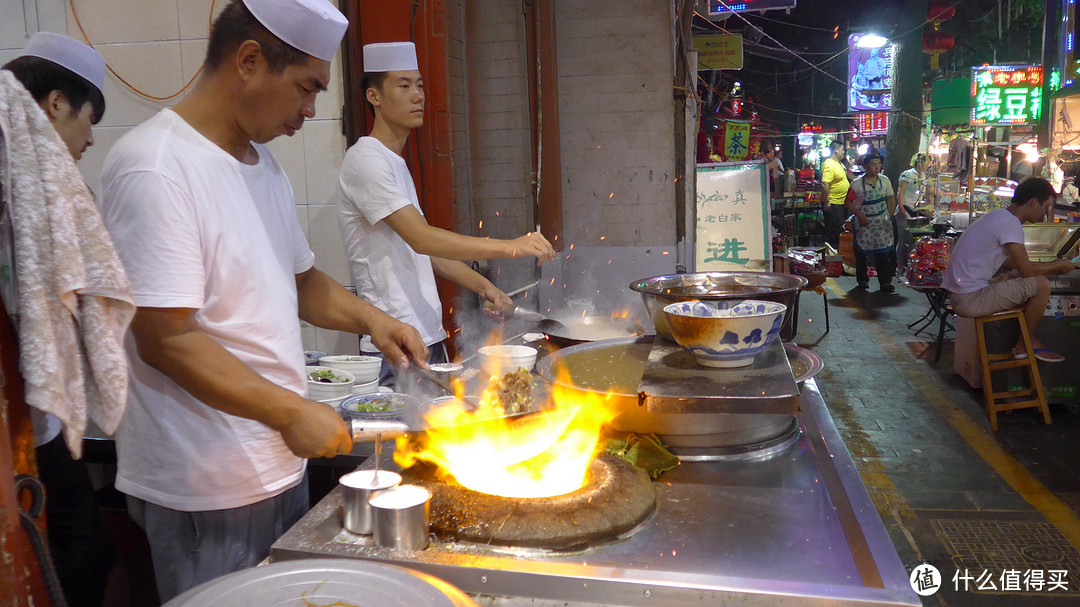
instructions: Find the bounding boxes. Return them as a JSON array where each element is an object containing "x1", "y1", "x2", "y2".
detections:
[
  {"x1": 1004, "y1": 242, "x2": 1077, "y2": 277},
  {"x1": 295, "y1": 267, "x2": 428, "y2": 368},
  {"x1": 129, "y1": 307, "x2": 352, "y2": 458},
  {"x1": 429, "y1": 258, "x2": 513, "y2": 315},
  {"x1": 382, "y1": 206, "x2": 555, "y2": 264}
]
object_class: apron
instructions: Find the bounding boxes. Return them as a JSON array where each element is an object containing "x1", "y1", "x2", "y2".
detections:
[{"x1": 852, "y1": 176, "x2": 895, "y2": 255}]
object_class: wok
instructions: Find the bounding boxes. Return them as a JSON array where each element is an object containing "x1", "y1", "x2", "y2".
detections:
[
  {"x1": 348, "y1": 390, "x2": 574, "y2": 466},
  {"x1": 512, "y1": 308, "x2": 646, "y2": 345}
]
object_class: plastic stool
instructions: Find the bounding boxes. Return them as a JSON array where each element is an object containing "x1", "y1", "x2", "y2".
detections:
[{"x1": 974, "y1": 308, "x2": 1051, "y2": 431}]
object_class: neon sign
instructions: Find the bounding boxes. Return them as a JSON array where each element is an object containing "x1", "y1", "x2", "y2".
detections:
[
  {"x1": 707, "y1": 0, "x2": 797, "y2": 14},
  {"x1": 970, "y1": 65, "x2": 1043, "y2": 126}
]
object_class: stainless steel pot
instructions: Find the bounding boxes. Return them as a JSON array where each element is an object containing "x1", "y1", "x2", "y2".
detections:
[{"x1": 630, "y1": 272, "x2": 808, "y2": 341}]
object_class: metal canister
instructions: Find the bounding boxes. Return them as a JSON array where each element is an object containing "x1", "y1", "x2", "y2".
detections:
[{"x1": 369, "y1": 484, "x2": 432, "y2": 550}]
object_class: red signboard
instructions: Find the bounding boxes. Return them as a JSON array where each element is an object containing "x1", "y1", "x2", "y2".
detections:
[{"x1": 852, "y1": 112, "x2": 888, "y2": 138}]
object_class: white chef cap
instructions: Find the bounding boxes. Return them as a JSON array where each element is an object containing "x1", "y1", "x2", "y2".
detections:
[
  {"x1": 363, "y1": 42, "x2": 418, "y2": 72},
  {"x1": 242, "y1": 0, "x2": 348, "y2": 62},
  {"x1": 19, "y1": 32, "x2": 106, "y2": 94}
]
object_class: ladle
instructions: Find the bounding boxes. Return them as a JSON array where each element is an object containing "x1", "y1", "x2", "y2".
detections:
[{"x1": 506, "y1": 306, "x2": 569, "y2": 334}]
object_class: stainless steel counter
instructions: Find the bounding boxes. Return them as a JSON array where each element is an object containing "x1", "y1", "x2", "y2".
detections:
[{"x1": 270, "y1": 379, "x2": 920, "y2": 606}]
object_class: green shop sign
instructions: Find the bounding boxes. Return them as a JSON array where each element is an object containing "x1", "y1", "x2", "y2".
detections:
[{"x1": 970, "y1": 65, "x2": 1043, "y2": 126}]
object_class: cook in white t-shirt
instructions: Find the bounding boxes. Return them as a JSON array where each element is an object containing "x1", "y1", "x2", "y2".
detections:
[
  {"x1": 97, "y1": 6, "x2": 428, "y2": 600},
  {"x1": 337, "y1": 42, "x2": 556, "y2": 383}
]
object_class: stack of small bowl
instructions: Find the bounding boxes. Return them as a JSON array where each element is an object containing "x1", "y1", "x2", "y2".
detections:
[{"x1": 319, "y1": 355, "x2": 382, "y2": 394}]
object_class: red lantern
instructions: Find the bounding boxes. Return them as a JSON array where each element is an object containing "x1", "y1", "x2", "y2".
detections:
[
  {"x1": 923, "y1": 0, "x2": 955, "y2": 71},
  {"x1": 927, "y1": 0, "x2": 956, "y2": 23}
]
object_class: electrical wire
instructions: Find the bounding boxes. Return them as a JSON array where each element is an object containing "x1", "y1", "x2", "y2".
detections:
[{"x1": 69, "y1": 0, "x2": 215, "y2": 101}]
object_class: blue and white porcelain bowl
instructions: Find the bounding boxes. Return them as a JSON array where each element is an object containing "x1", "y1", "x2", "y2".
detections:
[{"x1": 662, "y1": 300, "x2": 787, "y2": 368}]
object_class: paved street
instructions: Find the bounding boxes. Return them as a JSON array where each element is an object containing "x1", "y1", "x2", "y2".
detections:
[{"x1": 799, "y1": 276, "x2": 1080, "y2": 606}]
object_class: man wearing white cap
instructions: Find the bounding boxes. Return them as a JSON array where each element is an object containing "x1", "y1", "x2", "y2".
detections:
[
  {"x1": 337, "y1": 41, "x2": 555, "y2": 382},
  {"x1": 98, "y1": 0, "x2": 427, "y2": 599},
  {"x1": 3, "y1": 32, "x2": 105, "y2": 160},
  {"x1": 2, "y1": 31, "x2": 113, "y2": 607}
]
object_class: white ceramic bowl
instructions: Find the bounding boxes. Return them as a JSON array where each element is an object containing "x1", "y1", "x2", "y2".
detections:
[
  {"x1": 306, "y1": 365, "x2": 356, "y2": 402},
  {"x1": 351, "y1": 377, "x2": 379, "y2": 395},
  {"x1": 477, "y1": 345, "x2": 538, "y2": 377},
  {"x1": 318, "y1": 354, "x2": 382, "y2": 384},
  {"x1": 662, "y1": 300, "x2": 786, "y2": 368}
]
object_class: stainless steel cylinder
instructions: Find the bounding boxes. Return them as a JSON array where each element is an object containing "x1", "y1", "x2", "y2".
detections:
[
  {"x1": 369, "y1": 484, "x2": 432, "y2": 550},
  {"x1": 340, "y1": 470, "x2": 401, "y2": 535}
]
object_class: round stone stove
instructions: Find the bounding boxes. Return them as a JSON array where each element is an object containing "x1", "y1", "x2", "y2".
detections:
[{"x1": 401, "y1": 454, "x2": 656, "y2": 551}]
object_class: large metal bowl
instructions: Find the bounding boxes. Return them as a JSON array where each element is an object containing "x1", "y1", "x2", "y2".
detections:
[{"x1": 630, "y1": 272, "x2": 808, "y2": 341}]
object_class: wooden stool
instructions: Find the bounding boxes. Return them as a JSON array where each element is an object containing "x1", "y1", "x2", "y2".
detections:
[{"x1": 974, "y1": 308, "x2": 1051, "y2": 431}]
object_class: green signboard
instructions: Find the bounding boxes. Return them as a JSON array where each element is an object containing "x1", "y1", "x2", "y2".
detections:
[{"x1": 970, "y1": 65, "x2": 1043, "y2": 126}]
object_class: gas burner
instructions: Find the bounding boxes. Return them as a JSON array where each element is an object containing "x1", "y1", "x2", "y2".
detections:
[
  {"x1": 401, "y1": 454, "x2": 655, "y2": 551},
  {"x1": 665, "y1": 418, "x2": 802, "y2": 461}
]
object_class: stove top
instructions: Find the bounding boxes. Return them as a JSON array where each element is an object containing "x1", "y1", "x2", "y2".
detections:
[{"x1": 271, "y1": 380, "x2": 919, "y2": 606}]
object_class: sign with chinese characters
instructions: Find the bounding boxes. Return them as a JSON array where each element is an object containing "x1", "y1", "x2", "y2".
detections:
[
  {"x1": 724, "y1": 121, "x2": 751, "y2": 161},
  {"x1": 847, "y1": 35, "x2": 895, "y2": 112},
  {"x1": 693, "y1": 34, "x2": 743, "y2": 70},
  {"x1": 706, "y1": 0, "x2": 797, "y2": 14},
  {"x1": 695, "y1": 162, "x2": 769, "y2": 271},
  {"x1": 853, "y1": 112, "x2": 888, "y2": 138},
  {"x1": 970, "y1": 65, "x2": 1043, "y2": 126}
]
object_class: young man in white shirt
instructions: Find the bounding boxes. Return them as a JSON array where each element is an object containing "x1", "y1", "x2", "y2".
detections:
[
  {"x1": 336, "y1": 42, "x2": 555, "y2": 383},
  {"x1": 98, "y1": 1, "x2": 427, "y2": 600},
  {"x1": 942, "y1": 178, "x2": 1076, "y2": 362}
]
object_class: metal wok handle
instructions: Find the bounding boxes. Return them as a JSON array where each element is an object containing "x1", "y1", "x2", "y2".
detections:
[{"x1": 349, "y1": 418, "x2": 410, "y2": 442}]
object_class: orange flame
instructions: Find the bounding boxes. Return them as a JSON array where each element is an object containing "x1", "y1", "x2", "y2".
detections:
[{"x1": 394, "y1": 366, "x2": 618, "y2": 498}]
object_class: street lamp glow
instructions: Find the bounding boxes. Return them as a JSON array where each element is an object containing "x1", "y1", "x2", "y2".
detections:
[
  {"x1": 858, "y1": 143, "x2": 869, "y2": 155},
  {"x1": 856, "y1": 34, "x2": 888, "y2": 48}
]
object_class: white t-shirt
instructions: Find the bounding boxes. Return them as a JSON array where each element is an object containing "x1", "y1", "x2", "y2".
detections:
[
  {"x1": 848, "y1": 174, "x2": 894, "y2": 206},
  {"x1": 336, "y1": 137, "x2": 446, "y2": 351},
  {"x1": 942, "y1": 208, "x2": 1024, "y2": 294},
  {"x1": 898, "y1": 168, "x2": 920, "y2": 211},
  {"x1": 100, "y1": 109, "x2": 313, "y2": 511}
]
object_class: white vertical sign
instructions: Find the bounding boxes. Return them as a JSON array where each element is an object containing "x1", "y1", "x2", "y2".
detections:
[{"x1": 695, "y1": 162, "x2": 770, "y2": 271}]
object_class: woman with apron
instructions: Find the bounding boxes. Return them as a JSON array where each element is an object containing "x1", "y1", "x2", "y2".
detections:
[{"x1": 846, "y1": 153, "x2": 897, "y2": 292}]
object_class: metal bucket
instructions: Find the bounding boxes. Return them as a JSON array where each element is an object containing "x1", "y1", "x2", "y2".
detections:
[{"x1": 630, "y1": 272, "x2": 808, "y2": 342}]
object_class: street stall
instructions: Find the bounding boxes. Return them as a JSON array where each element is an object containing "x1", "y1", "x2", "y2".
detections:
[
  {"x1": 270, "y1": 319, "x2": 919, "y2": 606},
  {"x1": 261, "y1": 157, "x2": 920, "y2": 606}
]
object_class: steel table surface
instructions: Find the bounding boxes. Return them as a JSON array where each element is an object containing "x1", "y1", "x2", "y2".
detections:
[{"x1": 271, "y1": 379, "x2": 920, "y2": 607}]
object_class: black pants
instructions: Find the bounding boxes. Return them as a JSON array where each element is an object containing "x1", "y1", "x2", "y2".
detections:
[
  {"x1": 36, "y1": 435, "x2": 114, "y2": 607},
  {"x1": 855, "y1": 248, "x2": 897, "y2": 288},
  {"x1": 823, "y1": 204, "x2": 847, "y2": 248}
]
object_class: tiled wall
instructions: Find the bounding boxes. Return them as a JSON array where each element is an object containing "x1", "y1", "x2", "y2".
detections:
[
  {"x1": 556, "y1": 0, "x2": 676, "y2": 247},
  {"x1": 0, "y1": 0, "x2": 360, "y2": 354}
]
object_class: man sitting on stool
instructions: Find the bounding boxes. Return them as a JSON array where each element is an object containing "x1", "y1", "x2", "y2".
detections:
[{"x1": 942, "y1": 178, "x2": 1077, "y2": 362}]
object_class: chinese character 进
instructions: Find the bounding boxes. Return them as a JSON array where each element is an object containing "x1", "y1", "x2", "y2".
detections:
[{"x1": 704, "y1": 238, "x2": 749, "y2": 265}]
